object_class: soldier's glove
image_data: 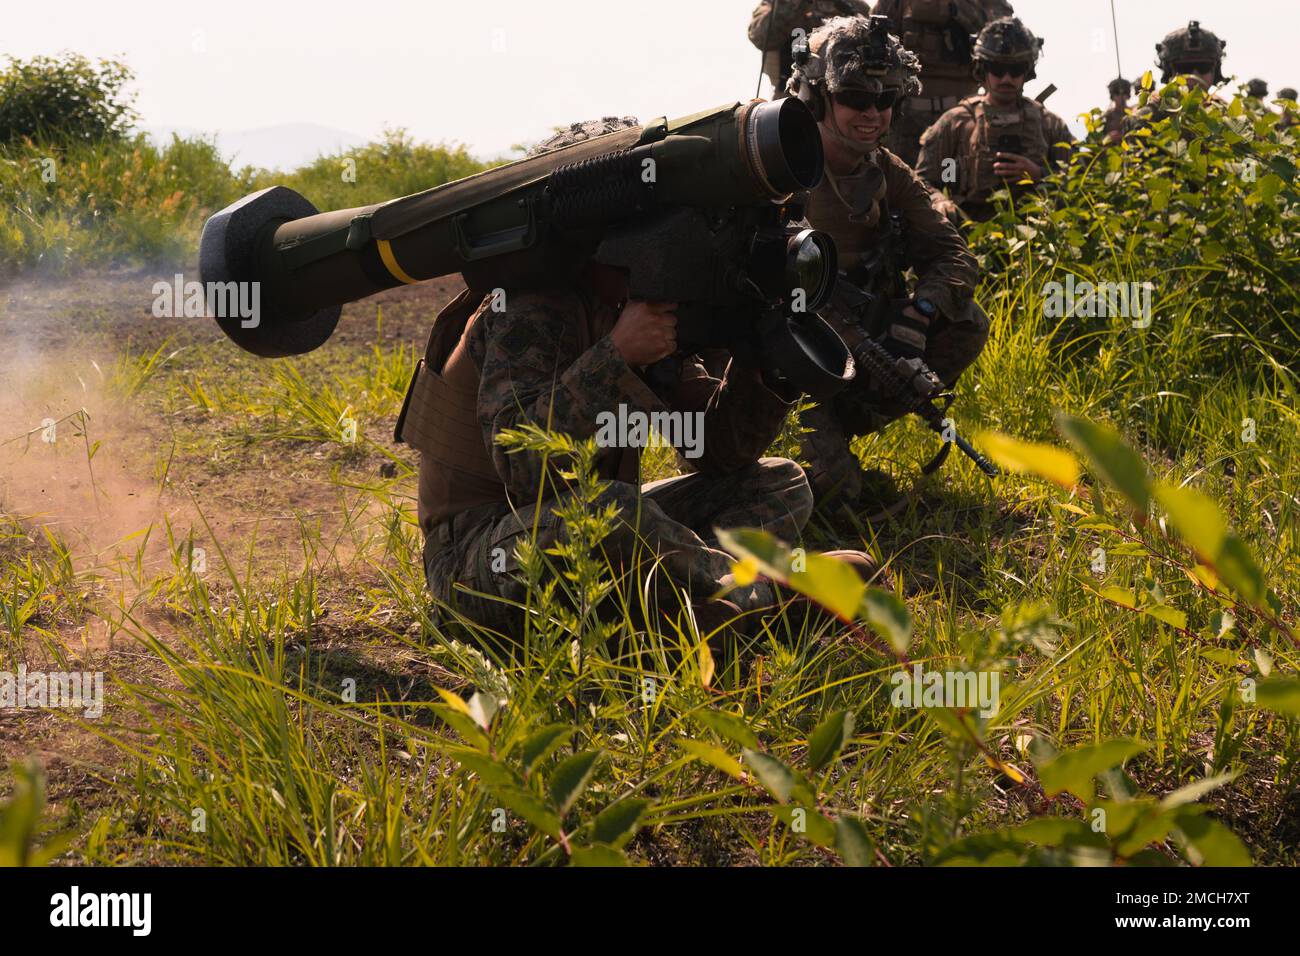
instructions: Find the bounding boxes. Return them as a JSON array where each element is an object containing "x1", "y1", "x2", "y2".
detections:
[{"x1": 882, "y1": 299, "x2": 933, "y2": 361}]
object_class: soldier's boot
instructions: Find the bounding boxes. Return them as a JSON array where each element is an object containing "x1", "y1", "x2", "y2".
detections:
[
  {"x1": 783, "y1": 548, "x2": 885, "y2": 606},
  {"x1": 820, "y1": 549, "x2": 881, "y2": 582},
  {"x1": 798, "y1": 549, "x2": 901, "y2": 643}
]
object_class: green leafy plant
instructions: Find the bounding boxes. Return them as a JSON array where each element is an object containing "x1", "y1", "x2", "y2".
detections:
[{"x1": 0, "y1": 759, "x2": 72, "y2": 866}]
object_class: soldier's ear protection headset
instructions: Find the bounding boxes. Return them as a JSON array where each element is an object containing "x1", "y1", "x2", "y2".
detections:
[{"x1": 790, "y1": 16, "x2": 909, "y2": 123}]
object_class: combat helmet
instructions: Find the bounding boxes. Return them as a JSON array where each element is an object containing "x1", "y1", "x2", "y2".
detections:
[
  {"x1": 787, "y1": 15, "x2": 923, "y2": 120},
  {"x1": 972, "y1": 17, "x2": 1044, "y2": 82},
  {"x1": 1155, "y1": 21, "x2": 1227, "y2": 84},
  {"x1": 1108, "y1": 77, "x2": 1132, "y2": 98},
  {"x1": 1246, "y1": 78, "x2": 1268, "y2": 99},
  {"x1": 1279, "y1": 87, "x2": 1298, "y2": 102}
]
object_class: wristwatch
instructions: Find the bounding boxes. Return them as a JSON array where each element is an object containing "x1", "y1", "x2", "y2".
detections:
[{"x1": 912, "y1": 297, "x2": 938, "y2": 319}]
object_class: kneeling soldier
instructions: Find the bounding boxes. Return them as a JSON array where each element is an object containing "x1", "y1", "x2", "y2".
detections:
[
  {"x1": 409, "y1": 120, "x2": 873, "y2": 650},
  {"x1": 787, "y1": 16, "x2": 986, "y2": 508}
]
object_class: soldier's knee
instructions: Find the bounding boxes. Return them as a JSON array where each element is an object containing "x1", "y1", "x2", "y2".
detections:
[
  {"x1": 927, "y1": 300, "x2": 991, "y2": 385},
  {"x1": 958, "y1": 299, "x2": 992, "y2": 337}
]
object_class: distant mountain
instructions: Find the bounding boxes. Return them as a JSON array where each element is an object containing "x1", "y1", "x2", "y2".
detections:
[{"x1": 140, "y1": 122, "x2": 369, "y2": 172}]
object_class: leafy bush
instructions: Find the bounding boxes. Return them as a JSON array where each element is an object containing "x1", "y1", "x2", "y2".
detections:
[
  {"x1": 256, "y1": 127, "x2": 491, "y2": 211},
  {"x1": 968, "y1": 78, "x2": 1300, "y2": 396},
  {"x1": 0, "y1": 128, "x2": 491, "y2": 274},
  {"x1": 0, "y1": 54, "x2": 137, "y2": 146},
  {"x1": 0, "y1": 133, "x2": 252, "y2": 273}
]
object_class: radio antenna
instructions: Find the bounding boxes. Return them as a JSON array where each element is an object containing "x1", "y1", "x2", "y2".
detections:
[
  {"x1": 757, "y1": 0, "x2": 782, "y2": 98},
  {"x1": 1109, "y1": 0, "x2": 1124, "y2": 78}
]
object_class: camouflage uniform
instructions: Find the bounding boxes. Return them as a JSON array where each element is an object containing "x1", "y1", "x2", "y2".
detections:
[
  {"x1": 916, "y1": 17, "x2": 1073, "y2": 222},
  {"x1": 421, "y1": 286, "x2": 812, "y2": 639},
  {"x1": 787, "y1": 17, "x2": 984, "y2": 506},
  {"x1": 799, "y1": 150, "x2": 985, "y2": 503},
  {"x1": 748, "y1": 0, "x2": 874, "y2": 96},
  {"x1": 873, "y1": 0, "x2": 1016, "y2": 167}
]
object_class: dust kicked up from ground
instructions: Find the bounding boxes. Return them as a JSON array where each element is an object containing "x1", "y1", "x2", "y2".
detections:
[
  {"x1": 0, "y1": 270, "x2": 464, "y2": 631},
  {"x1": 0, "y1": 274, "x2": 180, "y2": 571}
]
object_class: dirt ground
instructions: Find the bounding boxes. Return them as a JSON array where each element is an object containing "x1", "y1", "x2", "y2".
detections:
[{"x1": 0, "y1": 270, "x2": 467, "y2": 822}]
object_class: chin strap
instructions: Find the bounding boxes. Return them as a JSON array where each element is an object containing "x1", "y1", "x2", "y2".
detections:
[{"x1": 821, "y1": 91, "x2": 878, "y2": 159}]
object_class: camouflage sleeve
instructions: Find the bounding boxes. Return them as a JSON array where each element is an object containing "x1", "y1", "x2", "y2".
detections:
[
  {"x1": 916, "y1": 115, "x2": 956, "y2": 191},
  {"x1": 748, "y1": 2, "x2": 797, "y2": 50},
  {"x1": 474, "y1": 291, "x2": 666, "y2": 502},
  {"x1": 671, "y1": 356, "x2": 796, "y2": 476},
  {"x1": 884, "y1": 154, "x2": 978, "y2": 319},
  {"x1": 751, "y1": 1, "x2": 853, "y2": 50}
]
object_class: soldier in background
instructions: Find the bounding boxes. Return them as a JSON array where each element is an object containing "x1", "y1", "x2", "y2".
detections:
[
  {"x1": 1155, "y1": 21, "x2": 1227, "y2": 93},
  {"x1": 1278, "y1": 87, "x2": 1298, "y2": 130},
  {"x1": 786, "y1": 16, "x2": 984, "y2": 509},
  {"x1": 1102, "y1": 77, "x2": 1132, "y2": 144},
  {"x1": 916, "y1": 17, "x2": 1073, "y2": 223},
  {"x1": 748, "y1": 0, "x2": 874, "y2": 97},
  {"x1": 1124, "y1": 21, "x2": 1230, "y2": 134},
  {"x1": 1246, "y1": 78, "x2": 1269, "y2": 102},
  {"x1": 874, "y1": 0, "x2": 1015, "y2": 167}
]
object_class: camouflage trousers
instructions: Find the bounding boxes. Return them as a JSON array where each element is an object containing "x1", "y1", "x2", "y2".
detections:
[
  {"x1": 799, "y1": 299, "x2": 990, "y2": 504},
  {"x1": 423, "y1": 457, "x2": 813, "y2": 641}
]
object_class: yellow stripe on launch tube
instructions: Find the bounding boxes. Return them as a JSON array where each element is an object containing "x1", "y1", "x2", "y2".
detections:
[{"x1": 377, "y1": 239, "x2": 419, "y2": 285}]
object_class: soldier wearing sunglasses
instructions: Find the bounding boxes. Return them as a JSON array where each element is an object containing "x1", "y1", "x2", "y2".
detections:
[
  {"x1": 916, "y1": 16, "x2": 1073, "y2": 223},
  {"x1": 786, "y1": 15, "x2": 986, "y2": 510},
  {"x1": 1122, "y1": 21, "x2": 1229, "y2": 136},
  {"x1": 872, "y1": 0, "x2": 1016, "y2": 168}
]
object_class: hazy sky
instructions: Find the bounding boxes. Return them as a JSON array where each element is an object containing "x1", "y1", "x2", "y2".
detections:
[{"x1": 5, "y1": 0, "x2": 1295, "y2": 160}]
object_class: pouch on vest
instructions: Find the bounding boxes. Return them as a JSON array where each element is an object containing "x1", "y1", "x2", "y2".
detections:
[{"x1": 395, "y1": 288, "x2": 498, "y2": 482}]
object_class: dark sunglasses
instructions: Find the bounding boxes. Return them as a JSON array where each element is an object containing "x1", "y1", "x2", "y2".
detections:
[
  {"x1": 833, "y1": 88, "x2": 901, "y2": 112},
  {"x1": 1175, "y1": 62, "x2": 1214, "y2": 75},
  {"x1": 985, "y1": 61, "x2": 1029, "y2": 78}
]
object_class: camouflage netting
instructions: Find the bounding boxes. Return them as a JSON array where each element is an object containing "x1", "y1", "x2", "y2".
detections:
[
  {"x1": 794, "y1": 15, "x2": 923, "y2": 96},
  {"x1": 527, "y1": 117, "x2": 640, "y2": 157}
]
